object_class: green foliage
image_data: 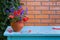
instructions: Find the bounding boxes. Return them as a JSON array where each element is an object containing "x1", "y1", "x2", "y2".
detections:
[
  {"x1": 0, "y1": 0, "x2": 21, "y2": 30},
  {"x1": 0, "y1": 0, "x2": 21, "y2": 39}
]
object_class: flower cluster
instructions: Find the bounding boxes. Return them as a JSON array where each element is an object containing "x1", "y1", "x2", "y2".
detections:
[{"x1": 6, "y1": 6, "x2": 29, "y2": 22}]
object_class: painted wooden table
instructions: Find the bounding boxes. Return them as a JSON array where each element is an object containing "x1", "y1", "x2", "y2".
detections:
[{"x1": 4, "y1": 26, "x2": 60, "y2": 40}]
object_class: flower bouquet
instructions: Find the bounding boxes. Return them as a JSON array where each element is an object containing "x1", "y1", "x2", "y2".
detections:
[
  {"x1": 7, "y1": 6, "x2": 29, "y2": 32},
  {"x1": 3, "y1": 0, "x2": 29, "y2": 32}
]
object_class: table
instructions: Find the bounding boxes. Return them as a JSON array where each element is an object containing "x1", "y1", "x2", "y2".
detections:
[{"x1": 4, "y1": 26, "x2": 60, "y2": 40}]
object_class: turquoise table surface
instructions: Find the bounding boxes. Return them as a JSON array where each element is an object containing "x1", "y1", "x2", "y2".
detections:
[{"x1": 4, "y1": 26, "x2": 60, "y2": 40}]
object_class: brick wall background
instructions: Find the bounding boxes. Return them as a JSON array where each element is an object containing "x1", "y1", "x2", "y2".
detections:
[{"x1": 21, "y1": 0, "x2": 60, "y2": 26}]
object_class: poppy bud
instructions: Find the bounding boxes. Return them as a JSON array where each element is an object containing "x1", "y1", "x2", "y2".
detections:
[{"x1": 9, "y1": 15, "x2": 14, "y2": 19}]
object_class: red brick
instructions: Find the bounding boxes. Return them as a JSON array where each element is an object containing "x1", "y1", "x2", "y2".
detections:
[
  {"x1": 28, "y1": 15, "x2": 34, "y2": 19},
  {"x1": 50, "y1": 0, "x2": 60, "y2": 1},
  {"x1": 57, "y1": 2, "x2": 60, "y2": 5},
  {"x1": 26, "y1": 0, "x2": 35, "y2": 1},
  {"x1": 35, "y1": 15, "x2": 49, "y2": 19},
  {"x1": 35, "y1": 6, "x2": 49, "y2": 10},
  {"x1": 50, "y1": 0, "x2": 57, "y2": 1},
  {"x1": 49, "y1": 24, "x2": 60, "y2": 26},
  {"x1": 27, "y1": 11, "x2": 41, "y2": 15},
  {"x1": 41, "y1": 19, "x2": 55, "y2": 23},
  {"x1": 50, "y1": 15, "x2": 60, "y2": 19},
  {"x1": 27, "y1": 19, "x2": 40, "y2": 23},
  {"x1": 26, "y1": 6, "x2": 35, "y2": 10},
  {"x1": 42, "y1": 11, "x2": 55, "y2": 14},
  {"x1": 35, "y1": 0, "x2": 49, "y2": 1},
  {"x1": 27, "y1": 2, "x2": 41, "y2": 6},
  {"x1": 56, "y1": 11, "x2": 60, "y2": 14},
  {"x1": 34, "y1": 23, "x2": 48, "y2": 26},
  {"x1": 24, "y1": 23, "x2": 34, "y2": 26},
  {"x1": 50, "y1": 6, "x2": 60, "y2": 10},
  {"x1": 56, "y1": 20, "x2": 60, "y2": 23},
  {"x1": 42, "y1": 2, "x2": 56, "y2": 6},
  {"x1": 20, "y1": 0, "x2": 26, "y2": 2},
  {"x1": 20, "y1": 0, "x2": 60, "y2": 26},
  {"x1": 22, "y1": 6, "x2": 26, "y2": 10}
]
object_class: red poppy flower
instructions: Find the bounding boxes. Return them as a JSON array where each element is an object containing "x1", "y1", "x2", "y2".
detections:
[
  {"x1": 17, "y1": 10, "x2": 20, "y2": 15},
  {"x1": 18, "y1": 8, "x2": 23, "y2": 15},
  {"x1": 23, "y1": 17, "x2": 29, "y2": 22},
  {"x1": 13, "y1": 11, "x2": 18, "y2": 16},
  {"x1": 13, "y1": 8, "x2": 23, "y2": 16}
]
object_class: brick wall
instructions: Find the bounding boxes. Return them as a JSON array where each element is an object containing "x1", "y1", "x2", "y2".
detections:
[{"x1": 21, "y1": 0, "x2": 60, "y2": 26}]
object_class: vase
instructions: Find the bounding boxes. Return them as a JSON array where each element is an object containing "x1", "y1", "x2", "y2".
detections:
[{"x1": 10, "y1": 21, "x2": 24, "y2": 32}]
